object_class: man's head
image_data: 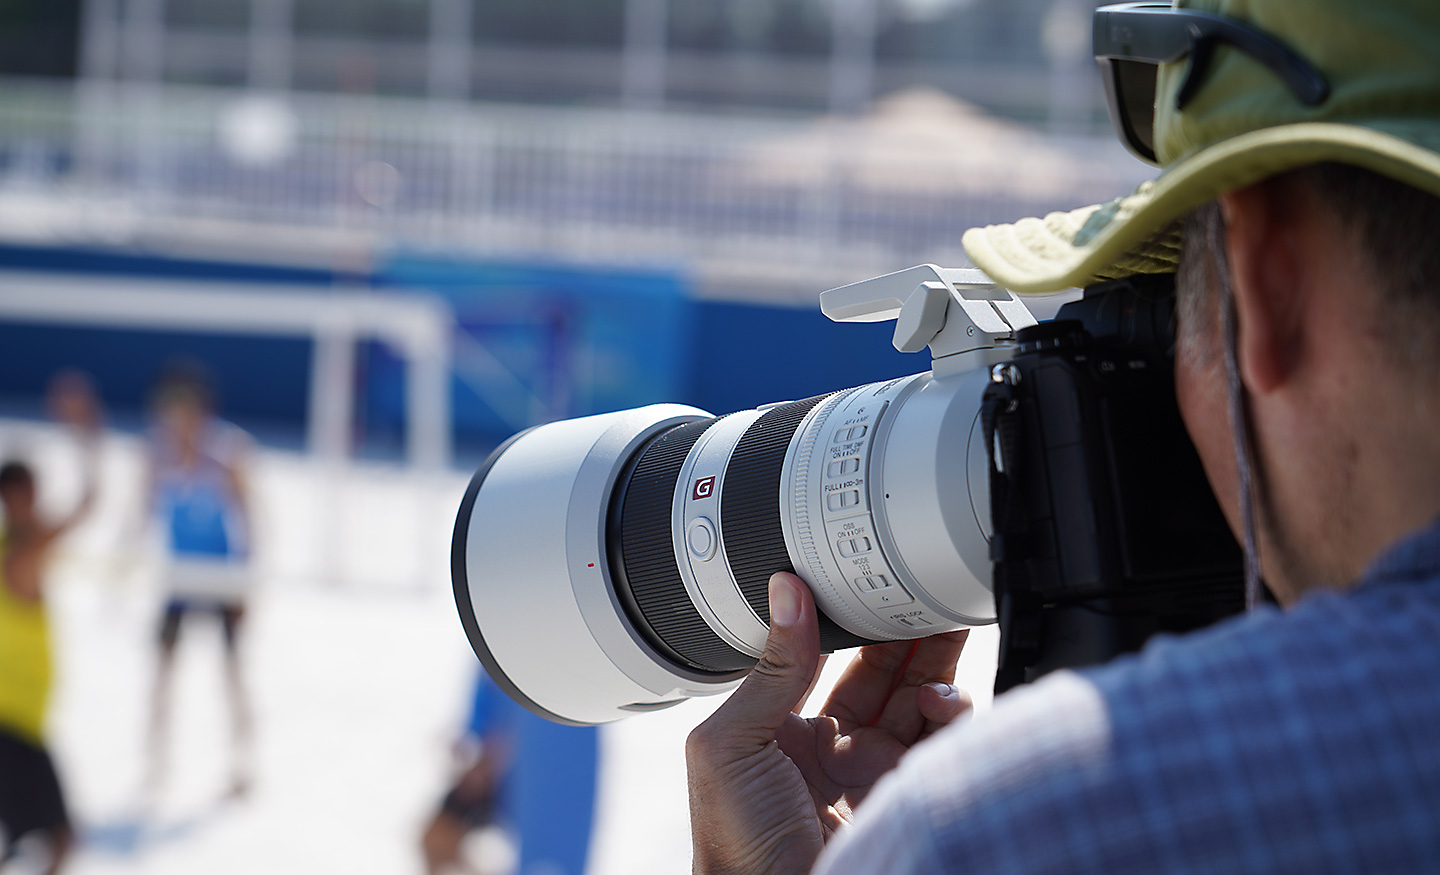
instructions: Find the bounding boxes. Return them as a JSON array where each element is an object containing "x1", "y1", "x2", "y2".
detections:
[
  {"x1": 1176, "y1": 163, "x2": 1440, "y2": 373},
  {"x1": 1171, "y1": 164, "x2": 1440, "y2": 601},
  {"x1": 0, "y1": 461, "x2": 36, "y2": 522},
  {"x1": 960, "y1": 0, "x2": 1440, "y2": 600},
  {"x1": 151, "y1": 360, "x2": 215, "y2": 449}
]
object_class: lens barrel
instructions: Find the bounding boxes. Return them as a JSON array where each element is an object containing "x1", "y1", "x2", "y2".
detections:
[
  {"x1": 610, "y1": 397, "x2": 882, "y2": 676},
  {"x1": 454, "y1": 352, "x2": 1002, "y2": 724}
]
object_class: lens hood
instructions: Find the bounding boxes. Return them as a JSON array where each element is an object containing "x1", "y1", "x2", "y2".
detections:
[{"x1": 452, "y1": 404, "x2": 752, "y2": 725}]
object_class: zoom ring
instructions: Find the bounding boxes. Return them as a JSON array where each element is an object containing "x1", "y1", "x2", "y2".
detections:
[{"x1": 724, "y1": 396, "x2": 882, "y2": 654}]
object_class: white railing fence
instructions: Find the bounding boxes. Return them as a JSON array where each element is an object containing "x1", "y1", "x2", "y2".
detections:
[{"x1": 0, "y1": 78, "x2": 1148, "y2": 279}]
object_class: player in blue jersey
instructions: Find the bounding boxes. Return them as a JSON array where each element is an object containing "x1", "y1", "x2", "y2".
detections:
[
  {"x1": 421, "y1": 670, "x2": 599, "y2": 875},
  {"x1": 142, "y1": 363, "x2": 256, "y2": 798}
]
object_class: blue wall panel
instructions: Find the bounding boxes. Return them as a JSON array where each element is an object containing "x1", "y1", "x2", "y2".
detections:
[
  {"x1": 0, "y1": 243, "x2": 929, "y2": 458},
  {"x1": 687, "y1": 300, "x2": 924, "y2": 415},
  {"x1": 0, "y1": 322, "x2": 312, "y2": 441},
  {"x1": 374, "y1": 255, "x2": 696, "y2": 449}
]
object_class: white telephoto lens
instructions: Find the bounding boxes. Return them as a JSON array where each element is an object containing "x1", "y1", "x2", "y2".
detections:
[
  {"x1": 453, "y1": 350, "x2": 1001, "y2": 725},
  {"x1": 452, "y1": 404, "x2": 747, "y2": 726}
]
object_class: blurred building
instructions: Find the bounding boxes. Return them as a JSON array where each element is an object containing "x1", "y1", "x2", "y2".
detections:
[
  {"x1": 8, "y1": 0, "x2": 1103, "y2": 122},
  {"x1": 0, "y1": 0, "x2": 1145, "y2": 457}
]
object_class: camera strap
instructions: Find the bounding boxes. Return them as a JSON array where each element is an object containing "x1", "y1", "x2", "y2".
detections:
[{"x1": 1211, "y1": 220, "x2": 1265, "y2": 611}]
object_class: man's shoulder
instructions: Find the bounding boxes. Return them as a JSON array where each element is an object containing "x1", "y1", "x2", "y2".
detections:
[
  {"x1": 963, "y1": 572, "x2": 1440, "y2": 777},
  {"x1": 820, "y1": 577, "x2": 1440, "y2": 873}
]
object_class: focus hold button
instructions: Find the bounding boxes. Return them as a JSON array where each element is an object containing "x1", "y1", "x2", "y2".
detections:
[{"x1": 687, "y1": 517, "x2": 717, "y2": 561}]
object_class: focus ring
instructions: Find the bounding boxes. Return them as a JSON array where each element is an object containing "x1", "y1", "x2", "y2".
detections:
[
  {"x1": 613, "y1": 418, "x2": 757, "y2": 674},
  {"x1": 724, "y1": 396, "x2": 881, "y2": 654}
]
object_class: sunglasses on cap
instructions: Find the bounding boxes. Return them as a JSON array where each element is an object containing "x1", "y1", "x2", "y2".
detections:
[{"x1": 1093, "y1": 2, "x2": 1329, "y2": 165}]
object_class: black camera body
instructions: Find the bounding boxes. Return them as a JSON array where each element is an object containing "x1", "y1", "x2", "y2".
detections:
[{"x1": 984, "y1": 273, "x2": 1245, "y2": 692}]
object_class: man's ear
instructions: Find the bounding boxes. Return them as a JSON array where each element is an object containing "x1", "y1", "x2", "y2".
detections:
[{"x1": 1217, "y1": 180, "x2": 1307, "y2": 395}]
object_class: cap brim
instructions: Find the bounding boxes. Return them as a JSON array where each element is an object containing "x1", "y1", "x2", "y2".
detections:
[{"x1": 962, "y1": 122, "x2": 1440, "y2": 294}]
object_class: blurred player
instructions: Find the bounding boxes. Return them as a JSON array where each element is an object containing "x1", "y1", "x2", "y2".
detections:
[
  {"x1": 0, "y1": 373, "x2": 103, "y2": 874},
  {"x1": 421, "y1": 670, "x2": 599, "y2": 875},
  {"x1": 142, "y1": 363, "x2": 256, "y2": 798}
]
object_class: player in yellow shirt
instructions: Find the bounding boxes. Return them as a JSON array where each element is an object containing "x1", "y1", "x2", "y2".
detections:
[{"x1": 0, "y1": 374, "x2": 100, "y2": 875}]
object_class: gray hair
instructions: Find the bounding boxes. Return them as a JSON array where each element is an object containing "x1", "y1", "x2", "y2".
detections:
[{"x1": 1176, "y1": 162, "x2": 1440, "y2": 368}]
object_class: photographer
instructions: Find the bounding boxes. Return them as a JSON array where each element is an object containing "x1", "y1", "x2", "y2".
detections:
[{"x1": 687, "y1": 1, "x2": 1440, "y2": 872}]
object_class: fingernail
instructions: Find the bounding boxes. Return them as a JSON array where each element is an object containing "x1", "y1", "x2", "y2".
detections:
[
  {"x1": 769, "y1": 574, "x2": 800, "y2": 628},
  {"x1": 925, "y1": 682, "x2": 957, "y2": 700}
]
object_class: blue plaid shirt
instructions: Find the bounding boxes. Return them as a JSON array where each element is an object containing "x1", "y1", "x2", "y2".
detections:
[{"x1": 817, "y1": 519, "x2": 1440, "y2": 873}]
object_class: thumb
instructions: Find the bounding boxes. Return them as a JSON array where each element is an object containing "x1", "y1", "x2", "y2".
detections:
[{"x1": 709, "y1": 572, "x2": 822, "y2": 744}]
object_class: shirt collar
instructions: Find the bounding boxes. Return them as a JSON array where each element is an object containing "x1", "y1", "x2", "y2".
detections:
[{"x1": 1361, "y1": 514, "x2": 1440, "y2": 587}]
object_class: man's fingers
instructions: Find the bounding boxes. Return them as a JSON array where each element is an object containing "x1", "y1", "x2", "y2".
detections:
[
  {"x1": 916, "y1": 682, "x2": 972, "y2": 741},
  {"x1": 867, "y1": 631, "x2": 970, "y2": 739},
  {"x1": 824, "y1": 629, "x2": 969, "y2": 728},
  {"x1": 796, "y1": 653, "x2": 831, "y2": 716},
  {"x1": 701, "y1": 573, "x2": 822, "y2": 749},
  {"x1": 905, "y1": 629, "x2": 970, "y2": 684},
  {"x1": 821, "y1": 641, "x2": 919, "y2": 727}
]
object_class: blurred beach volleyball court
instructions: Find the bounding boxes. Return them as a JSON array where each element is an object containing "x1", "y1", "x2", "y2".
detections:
[{"x1": 6, "y1": 415, "x2": 997, "y2": 874}]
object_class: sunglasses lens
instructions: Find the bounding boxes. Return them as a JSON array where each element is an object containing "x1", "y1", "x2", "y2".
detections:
[{"x1": 1113, "y1": 58, "x2": 1159, "y2": 162}]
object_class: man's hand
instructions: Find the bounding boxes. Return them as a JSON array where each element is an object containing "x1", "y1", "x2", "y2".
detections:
[{"x1": 687, "y1": 572, "x2": 970, "y2": 875}]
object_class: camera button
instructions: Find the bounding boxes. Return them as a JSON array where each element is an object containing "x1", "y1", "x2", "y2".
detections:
[{"x1": 687, "y1": 517, "x2": 717, "y2": 561}]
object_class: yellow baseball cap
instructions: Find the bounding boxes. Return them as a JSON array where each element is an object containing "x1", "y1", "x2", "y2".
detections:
[{"x1": 962, "y1": 0, "x2": 1440, "y2": 294}]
